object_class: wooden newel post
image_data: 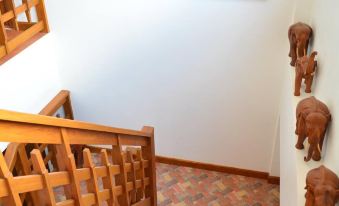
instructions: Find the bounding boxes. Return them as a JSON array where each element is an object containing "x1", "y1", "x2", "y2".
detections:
[{"x1": 141, "y1": 126, "x2": 157, "y2": 206}]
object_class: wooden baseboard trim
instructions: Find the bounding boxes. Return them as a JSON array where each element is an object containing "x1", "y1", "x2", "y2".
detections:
[
  {"x1": 156, "y1": 155, "x2": 269, "y2": 179},
  {"x1": 267, "y1": 176, "x2": 280, "y2": 185}
]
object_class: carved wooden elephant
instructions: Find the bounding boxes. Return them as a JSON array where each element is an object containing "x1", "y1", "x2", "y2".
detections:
[
  {"x1": 295, "y1": 97, "x2": 331, "y2": 162},
  {"x1": 289, "y1": 22, "x2": 313, "y2": 66},
  {"x1": 305, "y1": 165, "x2": 339, "y2": 206},
  {"x1": 294, "y1": 51, "x2": 318, "y2": 96}
]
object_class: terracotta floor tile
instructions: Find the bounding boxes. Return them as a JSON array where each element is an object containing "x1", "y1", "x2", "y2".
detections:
[{"x1": 156, "y1": 163, "x2": 279, "y2": 206}]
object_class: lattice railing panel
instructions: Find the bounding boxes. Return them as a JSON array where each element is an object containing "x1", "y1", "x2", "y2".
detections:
[{"x1": 0, "y1": 146, "x2": 152, "y2": 206}]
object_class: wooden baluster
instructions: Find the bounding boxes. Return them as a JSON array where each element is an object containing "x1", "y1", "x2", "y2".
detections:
[
  {"x1": 3, "y1": 0, "x2": 19, "y2": 30},
  {"x1": 0, "y1": 150, "x2": 21, "y2": 205},
  {"x1": 64, "y1": 93, "x2": 74, "y2": 120},
  {"x1": 55, "y1": 128, "x2": 84, "y2": 205},
  {"x1": 83, "y1": 148, "x2": 101, "y2": 206},
  {"x1": 141, "y1": 126, "x2": 157, "y2": 205},
  {"x1": 127, "y1": 150, "x2": 137, "y2": 204},
  {"x1": 136, "y1": 150, "x2": 146, "y2": 201},
  {"x1": 17, "y1": 144, "x2": 41, "y2": 205},
  {"x1": 38, "y1": 144, "x2": 47, "y2": 152},
  {"x1": 17, "y1": 144, "x2": 32, "y2": 175},
  {"x1": 4, "y1": 143, "x2": 18, "y2": 172},
  {"x1": 21, "y1": 0, "x2": 32, "y2": 22},
  {"x1": 112, "y1": 136, "x2": 130, "y2": 205},
  {"x1": 0, "y1": 8, "x2": 8, "y2": 55},
  {"x1": 30, "y1": 149, "x2": 56, "y2": 206},
  {"x1": 0, "y1": 1, "x2": 5, "y2": 13},
  {"x1": 101, "y1": 149, "x2": 118, "y2": 206},
  {"x1": 35, "y1": 0, "x2": 49, "y2": 32},
  {"x1": 48, "y1": 145, "x2": 59, "y2": 171}
]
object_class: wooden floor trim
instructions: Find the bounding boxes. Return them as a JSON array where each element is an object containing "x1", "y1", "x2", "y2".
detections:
[
  {"x1": 155, "y1": 156, "x2": 280, "y2": 185},
  {"x1": 267, "y1": 176, "x2": 280, "y2": 185}
]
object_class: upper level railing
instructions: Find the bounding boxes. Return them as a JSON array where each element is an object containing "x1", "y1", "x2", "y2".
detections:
[
  {"x1": 0, "y1": 109, "x2": 157, "y2": 206},
  {"x1": 0, "y1": 0, "x2": 49, "y2": 63}
]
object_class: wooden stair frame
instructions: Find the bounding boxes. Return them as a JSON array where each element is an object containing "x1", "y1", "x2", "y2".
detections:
[{"x1": 0, "y1": 110, "x2": 157, "y2": 205}]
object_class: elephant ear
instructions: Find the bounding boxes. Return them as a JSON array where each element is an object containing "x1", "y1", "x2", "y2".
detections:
[
  {"x1": 327, "y1": 114, "x2": 332, "y2": 122},
  {"x1": 305, "y1": 184, "x2": 313, "y2": 191},
  {"x1": 310, "y1": 27, "x2": 313, "y2": 38},
  {"x1": 305, "y1": 184, "x2": 315, "y2": 199},
  {"x1": 297, "y1": 113, "x2": 306, "y2": 134}
]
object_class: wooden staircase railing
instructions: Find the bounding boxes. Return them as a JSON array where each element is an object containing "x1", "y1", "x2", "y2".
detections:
[
  {"x1": 0, "y1": 109, "x2": 157, "y2": 206},
  {"x1": 5, "y1": 90, "x2": 74, "y2": 176}
]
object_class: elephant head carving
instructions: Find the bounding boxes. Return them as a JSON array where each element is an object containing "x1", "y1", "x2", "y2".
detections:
[
  {"x1": 295, "y1": 97, "x2": 331, "y2": 162},
  {"x1": 289, "y1": 22, "x2": 313, "y2": 66},
  {"x1": 294, "y1": 51, "x2": 318, "y2": 96},
  {"x1": 305, "y1": 165, "x2": 339, "y2": 206}
]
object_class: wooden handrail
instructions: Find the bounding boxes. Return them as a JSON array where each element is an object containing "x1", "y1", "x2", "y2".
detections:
[
  {"x1": 0, "y1": 109, "x2": 151, "y2": 147},
  {"x1": 0, "y1": 109, "x2": 150, "y2": 139}
]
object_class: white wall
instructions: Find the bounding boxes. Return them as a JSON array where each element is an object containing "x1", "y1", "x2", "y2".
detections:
[
  {"x1": 280, "y1": 0, "x2": 339, "y2": 204},
  {"x1": 280, "y1": 65, "x2": 298, "y2": 206},
  {"x1": 269, "y1": 118, "x2": 280, "y2": 177},
  {"x1": 0, "y1": 34, "x2": 62, "y2": 151},
  {"x1": 310, "y1": 0, "x2": 339, "y2": 173},
  {"x1": 46, "y1": 0, "x2": 296, "y2": 173}
]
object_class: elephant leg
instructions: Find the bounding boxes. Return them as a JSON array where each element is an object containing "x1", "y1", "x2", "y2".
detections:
[
  {"x1": 296, "y1": 133, "x2": 306, "y2": 150},
  {"x1": 295, "y1": 113, "x2": 302, "y2": 134},
  {"x1": 294, "y1": 73, "x2": 302, "y2": 96},
  {"x1": 311, "y1": 139, "x2": 322, "y2": 161},
  {"x1": 319, "y1": 130, "x2": 326, "y2": 151},
  {"x1": 288, "y1": 33, "x2": 293, "y2": 57},
  {"x1": 290, "y1": 47, "x2": 297, "y2": 66},
  {"x1": 289, "y1": 36, "x2": 297, "y2": 66},
  {"x1": 312, "y1": 146, "x2": 321, "y2": 161},
  {"x1": 305, "y1": 76, "x2": 313, "y2": 93}
]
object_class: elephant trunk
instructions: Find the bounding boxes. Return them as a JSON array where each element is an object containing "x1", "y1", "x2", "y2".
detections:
[
  {"x1": 297, "y1": 42, "x2": 306, "y2": 57},
  {"x1": 304, "y1": 144, "x2": 314, "y2": 162},
  {"x1": 304, "y1": 143, "x2": 321, "y2": 162}
]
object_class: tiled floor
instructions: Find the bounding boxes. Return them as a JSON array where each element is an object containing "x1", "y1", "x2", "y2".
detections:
[
  {"x1": 156, "y1": 163, "x2": 279, "y2": 206},
  {"x1": 54, "y1": 162, "x2": 279, "y2": 206}
]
